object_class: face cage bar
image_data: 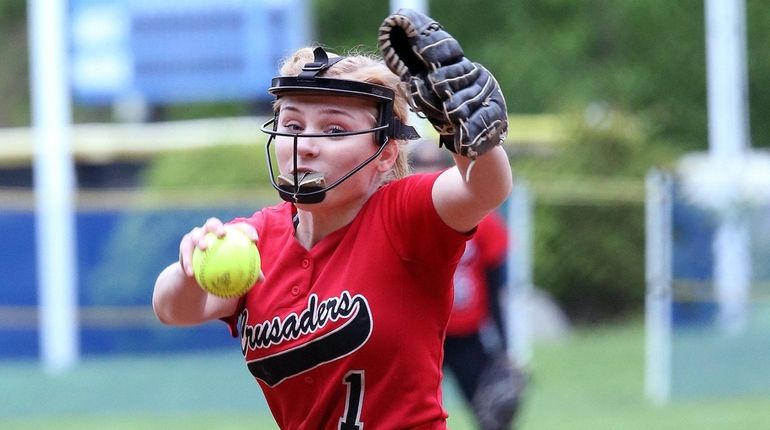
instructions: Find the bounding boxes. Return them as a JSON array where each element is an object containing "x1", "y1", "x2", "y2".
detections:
[{"x1": 261, "y1": 117, "x2": 392, "y2": 203}]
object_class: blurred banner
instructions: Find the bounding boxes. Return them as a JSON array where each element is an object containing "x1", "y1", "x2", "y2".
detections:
[{"x1": 69, "y1": 0, "x2": 310, "y2": 105}]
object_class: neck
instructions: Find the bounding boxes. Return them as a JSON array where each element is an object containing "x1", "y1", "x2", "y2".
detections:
[
  {"x1": 294, "y1": 195, "x2": 368, "y2": 249},
  {"x1": 293, "y1": 168, "x2": 387, "y2": 249}
]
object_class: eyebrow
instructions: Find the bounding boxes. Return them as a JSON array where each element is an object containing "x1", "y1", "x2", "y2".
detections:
[
  {"x1": 281, "y1": 105, "x2": 355, "y2": 120},
  {"x1": 280, "y1": 105, "x2": 376, "y2": 124}
]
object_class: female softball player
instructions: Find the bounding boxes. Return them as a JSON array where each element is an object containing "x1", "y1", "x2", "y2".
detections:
[{"x1": 153, "y1": 9, "x2": 512, "y2": 429}]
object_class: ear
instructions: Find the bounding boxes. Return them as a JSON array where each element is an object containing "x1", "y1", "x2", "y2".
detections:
[{"x1": 376, "y1": 140, "x2": 399, "y2": 173}]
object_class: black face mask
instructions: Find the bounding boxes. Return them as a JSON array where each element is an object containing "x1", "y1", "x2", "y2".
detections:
[{"x1": 260, "y1": 47, "x2": 420, "y2": 204}]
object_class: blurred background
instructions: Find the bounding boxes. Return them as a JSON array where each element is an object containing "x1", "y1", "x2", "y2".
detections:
[{"x1": 2, "y1": 0, "x2": 770, "y2": 429}]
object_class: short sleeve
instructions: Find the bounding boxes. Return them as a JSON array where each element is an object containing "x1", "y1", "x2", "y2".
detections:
[{"x1": 377, "y1": 173, "x2": 471, "y2": 264}]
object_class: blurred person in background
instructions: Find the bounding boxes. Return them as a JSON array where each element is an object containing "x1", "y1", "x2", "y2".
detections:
[{"x1": 411, "y1": 139, "x2": 527, "y2": 430}]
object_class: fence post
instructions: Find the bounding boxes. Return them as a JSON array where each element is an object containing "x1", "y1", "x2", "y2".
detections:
[
  {"x1": 29, "y1": 0, "x2": 79, "y2": 373},
  {"x1": 507, "y1": 179, "x2": 534, "y2": 367},
  {"x1": 644, "y1": 169, "x2": 673, "y2": 403}
]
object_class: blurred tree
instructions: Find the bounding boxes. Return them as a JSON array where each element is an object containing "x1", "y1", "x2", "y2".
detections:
[
  {"x1": 0, "y1": 0, "x2": 29, "y2": 126},
  {"x1": 309, "y1": 0, "x2": 770, "y2": 322},
  {"x1": 3, "y1": 0, "x2": 769, "y2": 322},
  {"x1": 1, "y1": 0, "x2": 767, "y2": 150},
  {"x1": 512, "y1": 108, "x2": 678, "y2": 322},
  {"x1": 314, "y1": 0, "x2": 767, "y2": 151},
  {"x1": 0, "y1": 0, "x2": 25, "y2": 25},
  {"x1": 747, "y1": 0, "x2": 770, "y2": 148}
]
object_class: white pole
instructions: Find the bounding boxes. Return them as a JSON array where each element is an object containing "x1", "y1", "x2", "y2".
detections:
[
  {"x1": 506, "y1": 181, "x2": 533, "y2": 367},
  {"x1": 389, "y1": 0, "x2": 428, "y2": 13},
  {"x1": 28, "y1": 0, "x2": 79, "y2": 372},
  {"x1": 705, "y1": 0, "x2": 749, "y2": 158},
  {"x1": 705, "y1": 0, "x2": 751, "y2": 334},
  {"x1": 645, "y1": 171, "x2": 672, "y2": 404}
]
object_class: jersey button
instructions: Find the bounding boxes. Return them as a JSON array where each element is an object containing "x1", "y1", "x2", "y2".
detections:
[
  {"x1": 304, "y1": 376, "x2": 314, "y2": 384},
  {"x1": 301, "y1": 258, "x2": 310, "y2": 269},
  {"x1": 291, "y1": 285, "x2": 300, "y2": 295}
]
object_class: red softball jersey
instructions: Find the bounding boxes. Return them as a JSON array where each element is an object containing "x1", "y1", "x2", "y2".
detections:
[
  {"x1": 223, "y1": 172, "x2": 470, "y2": 430},
  {"x1": 445, "y1": 212, "x2": 508, "y2": 337}
]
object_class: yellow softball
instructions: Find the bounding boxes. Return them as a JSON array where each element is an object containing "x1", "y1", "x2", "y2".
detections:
[{"x1": 192, "y1": 227, "x2": 260, "y2": 298}]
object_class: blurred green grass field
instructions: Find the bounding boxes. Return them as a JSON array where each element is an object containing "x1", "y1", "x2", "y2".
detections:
[{"x1": 3, "y1": 320, "x2": 770, "y2": 430}]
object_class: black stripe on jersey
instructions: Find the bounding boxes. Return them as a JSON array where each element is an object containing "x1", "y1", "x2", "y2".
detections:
[{"x1": 246, "y1": 295, "x2": 372, "y2": 387}]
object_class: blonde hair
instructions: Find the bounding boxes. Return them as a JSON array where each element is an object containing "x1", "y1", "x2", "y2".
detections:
[{"x1": 275, "y1": 46, "x2": 411, "y2": 181}]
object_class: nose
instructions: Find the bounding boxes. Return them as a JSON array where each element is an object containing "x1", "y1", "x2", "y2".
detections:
[
  {"x1": 284, "y1": 130, "x2": 321, "y2": 157},
  {"x1": 294, "y1": 135, "x2": 320, "y2": 158},
  {"x1": 279, "y1": 133, "x2": 320, "y2": 158}
]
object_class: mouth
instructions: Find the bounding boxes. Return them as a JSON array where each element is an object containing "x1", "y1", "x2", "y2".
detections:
[
  {"x1": 276, "y1": 170, "x2": 328, "y2": 204},
  {"x1": 277, "y1": 171, "x2": 327, "y2": 188}
]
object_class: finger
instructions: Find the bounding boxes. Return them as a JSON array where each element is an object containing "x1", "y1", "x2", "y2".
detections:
[
  {"x1": 179, "y1": 233, "x2": 195, "y2": 277},
  {"x1": 226, "y1": 222, "x2": 259, "y2": 243},
  {"x1": 189, "y1": 226, "x2": 209, "y2": 250},
  {"x1": 203, "y1": 217, "x2": 226, "y2": 237}
]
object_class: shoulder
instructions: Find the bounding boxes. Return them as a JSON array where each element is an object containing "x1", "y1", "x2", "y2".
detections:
[
  {"x1": 374, "y1": 172, "x2": 441, "y2": 204},
  {"x1": 364, "y1": 172, "x2": 468, "y2": 262},
  {"x1": 231, "y1": 201, "x2": 293, "y2": 233},
  {"x1": 366, "y1": 173, "x2": 443, "y2": 227}
]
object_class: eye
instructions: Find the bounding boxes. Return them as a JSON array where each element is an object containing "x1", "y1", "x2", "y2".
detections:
[
  {"x1": 326, "y1": 124, "x2": 347, "y2": 135},
  {"x1": 280, "y1": 121, "x2": 304, "y2": 133}
]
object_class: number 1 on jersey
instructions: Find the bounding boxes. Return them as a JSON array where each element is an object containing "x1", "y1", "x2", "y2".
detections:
[{"x1": 339, "y1": 370, "x2": 365, "y2": 430}]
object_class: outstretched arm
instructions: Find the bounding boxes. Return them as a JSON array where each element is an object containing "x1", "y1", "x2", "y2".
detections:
[
  {"x1": 378, "y1": 8, "x2": 512, "y2": 232},
  {"x1": 433, "y1": 146, "x2": 512, "y2": 233}
]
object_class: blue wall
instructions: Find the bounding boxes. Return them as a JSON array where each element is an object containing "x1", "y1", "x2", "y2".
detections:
[{"x1": 0, "y1": 206, "x2": 258, "y2": 358}]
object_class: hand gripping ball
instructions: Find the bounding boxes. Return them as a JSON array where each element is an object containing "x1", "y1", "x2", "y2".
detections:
[{"x1": 192, "y1": 228, "x2": 261, "y2": 298}]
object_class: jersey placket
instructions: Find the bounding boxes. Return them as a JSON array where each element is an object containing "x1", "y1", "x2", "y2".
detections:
[{"x1": 291, "y1": 256, "x2": 312, "y2": 299}]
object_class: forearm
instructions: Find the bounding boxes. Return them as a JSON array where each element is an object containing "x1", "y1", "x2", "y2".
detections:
[
  {"x1": 453, "y1": 145, "x2": 513, "y2": 210},
  {"x1": 434, "y1": 145, "x2": 513, "y2": 232},
  {"x1": 152, "y1": 262, "x2": 228, "y2": 326}
]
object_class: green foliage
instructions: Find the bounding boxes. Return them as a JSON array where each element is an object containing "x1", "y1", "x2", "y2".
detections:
[
  {"x1": 316, "y1": 1, "x2": 702, "y2": 147},
  {"x1": 0, "y1": 0, "x2": 25, "y2": 25},
  {"x1": 5, "y1": 1, "x2": 767, "y2": 322},
  {"x1": 313, "y1": 0, "x2": 768, "y2": 153},
  {"x1": 513, "y1": 108, "x2": 676, "y2": 322},
  {"x1": 3, "y1": 0, "x2": 768, "y2": 151},
  {"x1": 141, "y1": 142, "x2": 270, "y2": 189},
  {"x1": 313, "y1": 0, "x2": 390, "y2": 52},
  {"x1": 0, "y1": 0, "x2": 29, "y2": 126},
  {"x1": 533, "y1": 203, "x2": 645, "y2": 322},
  {"x1": 747, "y1": 0, "x2": 770, "y2": 148}
]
